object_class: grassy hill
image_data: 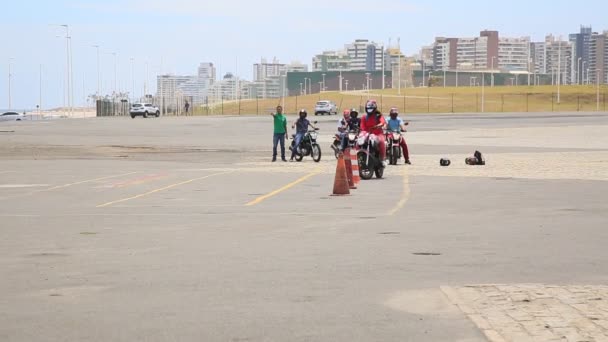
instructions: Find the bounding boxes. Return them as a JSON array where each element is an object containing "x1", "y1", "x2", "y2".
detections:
[{"x1": 191, "y1": 85, "x2": 608, "y2": 115}]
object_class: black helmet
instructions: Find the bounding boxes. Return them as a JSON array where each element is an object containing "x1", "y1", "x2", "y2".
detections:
[
  {"x1": 299, "y1": 109, "x2": 307, "y2": 118},
  {"x1": 350, "y1": 108, "x2": 359, "y2": 118}
]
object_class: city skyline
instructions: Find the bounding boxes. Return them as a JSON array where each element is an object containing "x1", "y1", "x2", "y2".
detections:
[{"x1": 2, "y1": 0, "x2": 608, "y2": 109}]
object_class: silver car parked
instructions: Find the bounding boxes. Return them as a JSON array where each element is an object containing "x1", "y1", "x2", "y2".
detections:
[
  {"x1": 314, "y1": 101, "x2": 338, "y2": 116},
  {"x1": 0, "y1": 112, "x2": 25, "y2": 122}
]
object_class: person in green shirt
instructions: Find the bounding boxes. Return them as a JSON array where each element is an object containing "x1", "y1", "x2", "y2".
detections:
[{"x1": 270, "y1": 105, "x2": 288, "y2": 162}]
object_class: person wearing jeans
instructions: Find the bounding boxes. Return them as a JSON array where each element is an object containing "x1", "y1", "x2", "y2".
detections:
[
  {"x1": 270, "y1": 106, "x2": 288, "y2": 162},
  {"x1": 290, "y1": 109, "x2": 317, "y2": 161}
]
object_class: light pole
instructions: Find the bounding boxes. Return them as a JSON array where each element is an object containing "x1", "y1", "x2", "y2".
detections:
[
  {"x1": 321, "y1": 73, "x2": 326, "y2": 92},
  {"x1": 557, "y1": 38, "x2": 562, "y2": 104},
  {"x1": 365, "y1": 73, "x2": 371, "y2": 95},
  {"x1": 339, "y1": 68, "x2": 343, "y2": 92},
  {"x1": 8, "y1": 58, "x2": 13, "y2": 110},
  {"x1": 491, "y1": 56, "x2": 497, "y2": 87},
  {"x1": 597, "y1": 70, "x2": 600, "y2": 111},
  {"x1": 130, "y1": 57, "x2": 135, "y2": 101},
  {"x1": 299, "y1": 82, "x2": 303, "y2": 95},
  {"x1": 587, "y1": 68, "x2": 590, "y2": 85},
  {"x1": 421, "y1": 61, "x2": 426, "y2": 87},
  {"x1": 92, "y1": 45, "x2": 101, "y2": 98},
  {"x1": 398, "y1": 37, "x2": 401, "y2": 94},
  {"x1": 582, "y1": 61, "x2": 587, "y2": 85},
  {"x1": 481, "y1": 71, "x2": 485, "y2": 112},
  {"x1": 345, "y1": 80, "x2": 349, "y2": 92},
  {"x1": 107, "y1": 52, "x2": 117, "y2": 96},
  {"x1": 577, "y1": 57, "x2": 582, "y2": 85}
]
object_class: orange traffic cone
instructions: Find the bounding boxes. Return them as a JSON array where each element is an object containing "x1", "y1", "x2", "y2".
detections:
[
  {"x1": 332, "y1": 153, "x2": 351, "y2": 196},
  {"x1": 349, "y1": 148, "x2": 361, "y2": 186},
  {"x1": 344, "y1": 149, "x2": 357, "y2": 189}
]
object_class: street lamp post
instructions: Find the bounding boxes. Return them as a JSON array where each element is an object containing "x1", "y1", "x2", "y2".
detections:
[
  {"x1": 577, "y1": 57, "x2": 582, "y2": 85},
  {"x1": 92, "y1": 45, "x2": 101, "y2": 98},
  {"x1": 339, "y1": 68, "x2": 343, "y2": 92},
  {"x1": 300, "y1": 82, "x2": 303, "y2": 95},
  {"x1": 557, "y1": 38, "x2": 562, "y2": 104},
  {"x1": 345, "y1": 80, "x2": 349, "y2": 92},
  {"x1": 491, "y1": 56, "x2": 497, "y2": 87},
  {"x1": 421, "y1": 61, "x2": 426, "y2": 87},
  {"x1": 322, "y1": 73, "x2": 326, "y2": 92},
  {"x1": 130, "y1": 57, "x2": 135, "y2": 101},
  {"x1": 8, "y1": 58, "x2": 13, "y2": 110}
]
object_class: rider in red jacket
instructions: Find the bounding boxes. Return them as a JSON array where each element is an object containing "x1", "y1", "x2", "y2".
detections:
[{"x1": 360, "y1": 100, "x2": 387, "y2": 165}]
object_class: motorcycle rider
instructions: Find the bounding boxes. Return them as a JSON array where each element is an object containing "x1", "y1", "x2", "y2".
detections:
[
  {"x1": 290, "y1": 109, "x2": 317, "y2": 161},
  {"x1": 360, "y1": 99, "x2": 387, "y2": 167},
  {"x1": 340, "y1": 108, "x2": 361, "y2": 151},
  {"x1": 386, "y1": 107, "x2": 411, "y2": 165},
  {"x1": 336, "y1": 109, "x2": 351, "y2": 152}
]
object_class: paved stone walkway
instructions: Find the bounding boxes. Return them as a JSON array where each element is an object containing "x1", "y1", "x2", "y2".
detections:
[{"x1": 442, "y1": 285, "x2": 608, "y2": 342}]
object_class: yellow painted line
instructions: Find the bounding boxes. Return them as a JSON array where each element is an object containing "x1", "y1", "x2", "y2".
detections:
[
  {"x1": 246, "y1": 170, "x2": 320, "y2": 207},
  {"x1": 97, "y1": 171, "x2": 233, "y2": 208},
  {"x1": 387, "y1": 167, "x2": 411, "y2": 216},
  {"x1": 42, "y1": 172, "x2": 139, "y2": 192}
]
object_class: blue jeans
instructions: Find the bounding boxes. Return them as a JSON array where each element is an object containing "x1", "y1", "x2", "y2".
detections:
[
  {"x1": 339, "y1": 132, "x2": 349, "y2": 151},
  {"x1": 291, "y1": 133, "x2": 304, "y2": 159},
  {"x1": 273, "y1": 133, "x2": 286, "y2": 159}
]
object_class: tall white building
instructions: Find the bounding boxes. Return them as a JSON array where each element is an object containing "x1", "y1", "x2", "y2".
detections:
[
  {"x1": 344, "y1": 39, "x2": 384, "y2": 71},
  {"x1": 312, "y1": 50, "x2": 352, "y2": 72},
  {"x1": 287, "y1": 61, "x2": 309, "y2": 73},
  {"x1": 589, "y1": 31, "x2": 608, "y2": 84},
  {"x1": 498, "y1": 37, "x2": 530, "y2": 71},
  {"x1": 545, "y1": 36, "x2": 573, "y2": 84},
  {"x1": 157, "y1": 75, "x2": 208, "y2": 106},
  {"x1": 253, "y1": 58, "x2": 287, "y2": 82},
  {"x1": 198, "y1": 62, "x2": 216, "y2": 83},
  {"x1": 456, "y1": 37, "x2": 488, "y2": 69}
]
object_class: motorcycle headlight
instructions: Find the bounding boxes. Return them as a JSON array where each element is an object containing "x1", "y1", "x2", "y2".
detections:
[
  {"x1": 310, "y1": 132, "x2": 317, "y2": 140},
  {"x1": 349, "y1": 133, "x2": 356, "y2": 140},
  {"x1": 393, "y1": 133, "x2": 400, "y2": 140},
  {"x1": 357, "y1": 136, "x2": 366, "y2": 145}
]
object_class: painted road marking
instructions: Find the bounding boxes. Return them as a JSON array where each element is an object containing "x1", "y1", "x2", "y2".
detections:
[
  {"x1": 0, "y1": 171, "x2": 16, "y2": 175},
  {"x1": 97, "y1": 171, "x2": 233, "y2": 208},
  {"x1": 246, "y1": 170, "x2": 320, "y2": 207},
  {"x1": 0, "y1": 172, "x2": 139, "y2": 201},
  {"x1": 0, "y1": 184, "x2": 50, "y2": 188},
  {"x1": 387, "y1": 166, "x2": 410, "y2": 216},
  {"x1": 41, "y1": 172, "x2": 139, "y2": 192}
]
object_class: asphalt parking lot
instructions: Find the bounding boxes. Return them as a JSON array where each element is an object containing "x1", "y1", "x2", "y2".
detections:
[{"x1": 1, "y1": 112, "x2": 608, "y2": 341}]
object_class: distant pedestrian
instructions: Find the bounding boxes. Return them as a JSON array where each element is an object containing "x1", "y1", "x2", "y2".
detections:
[
  {"x1": 270, "y1": 105, "x2": 288, "y2": 162},
  {"x1": 184, "y1": 101, "x2": 190, "y2": 115}
]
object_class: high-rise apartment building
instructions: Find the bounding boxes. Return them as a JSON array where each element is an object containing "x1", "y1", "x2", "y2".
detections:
[
  {"x1": 569, "y1": 26, "x2": 593, "y2": 84},
  {"x1": 589, "y1": 32, "x2": 608, "y2": 84},
  {"x1": 253, "y1": 58, "x2": 287, "y2": 82},
  {"x1": 431, "y1": 31, "x2": 529, "y2": 72}
]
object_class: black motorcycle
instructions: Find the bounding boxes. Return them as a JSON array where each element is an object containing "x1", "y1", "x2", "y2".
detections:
[
  {"x1": 290, "y1": 128, "x2": 322, "y2": 162},
  {"x1": 356, "y1": 132, "x2": 384, "y2": 179},
  {"x1": 331, "y1": 130, "x2": 359, "y2": 159}
]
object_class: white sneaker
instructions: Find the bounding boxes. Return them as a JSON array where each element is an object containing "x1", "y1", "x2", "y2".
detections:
[{"x1": 382, "y1": 160, "x2": 388, "y2": 168}]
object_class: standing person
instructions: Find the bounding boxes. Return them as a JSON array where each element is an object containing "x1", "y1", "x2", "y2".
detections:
[
  {"x1": 290, "y1": 109, "x2": 317, "y2": 161},
  {"x1": 270, "y1": 105, "x2": 288, "y2": 162},
  {"x1": 184, "y1": 101, "x2": 190, "y2": 115},
  {"x1": 386, "y1": 107, "x2": 411, "y2": 164},
  {"x1": 340, "y1": 108, "x2": 361, "y2": 151}
]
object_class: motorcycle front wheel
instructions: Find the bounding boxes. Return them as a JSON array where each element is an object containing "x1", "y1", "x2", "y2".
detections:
[
  {"x1": 312, "y1": 144, "x2": 322, "y2": 162},
  {"x1": 390, "y1": 146, "x2": 399, "y2": 165}
]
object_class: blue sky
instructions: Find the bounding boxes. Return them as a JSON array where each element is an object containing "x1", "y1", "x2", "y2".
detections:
[{"x1": 1, "y1": 0, "x2": 607, "y2": 109}]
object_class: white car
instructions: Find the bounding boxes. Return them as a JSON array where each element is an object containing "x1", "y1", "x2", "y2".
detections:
[
  {"x1": 314, "y1": 101, "x2": 338, "y2": 116},
  {"x1": 0, "y1": 112, "x2": 25, "y2": 122},
  {"x1": 130, "y1": 103, "x2": 160, "y2": 118}
]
